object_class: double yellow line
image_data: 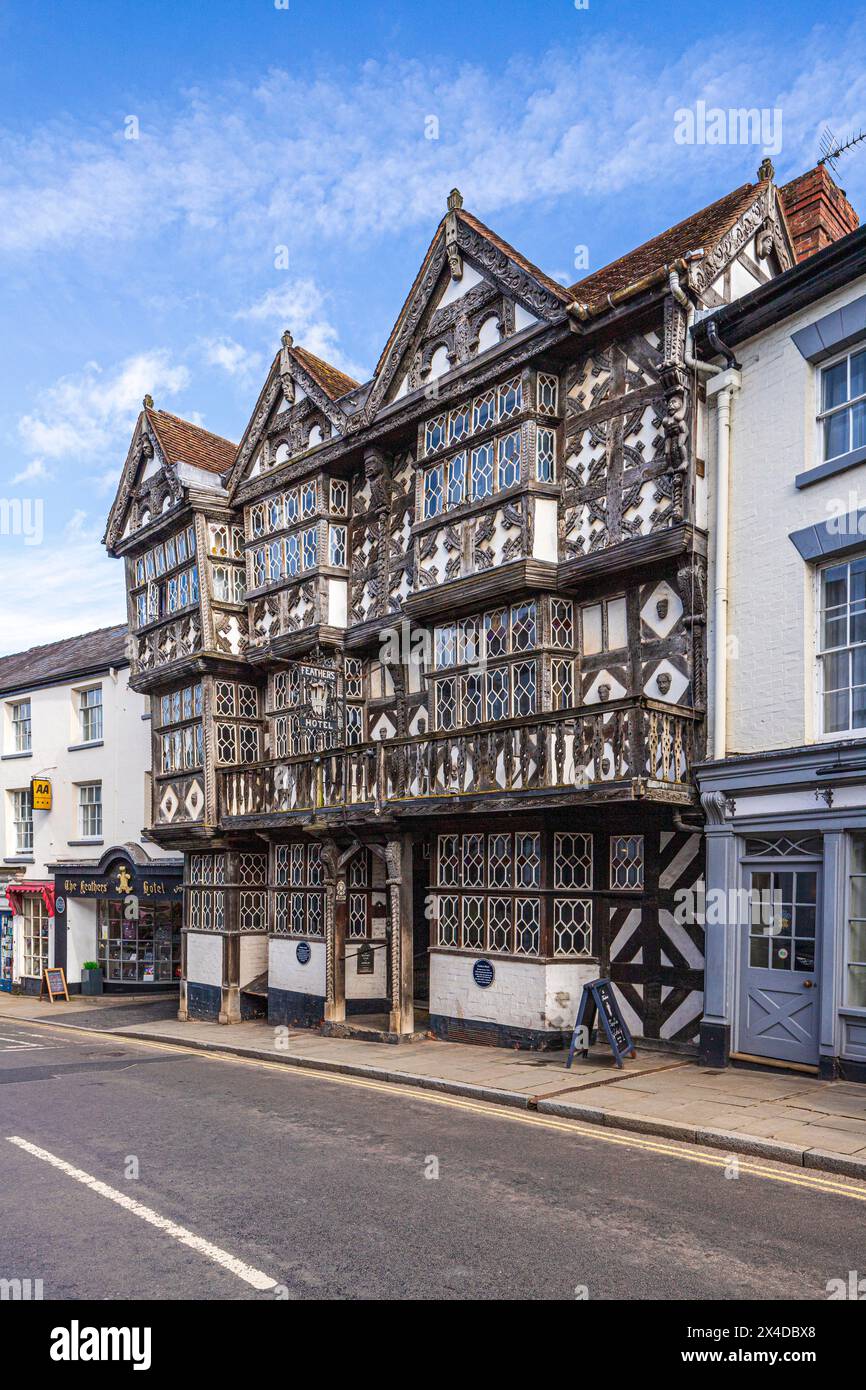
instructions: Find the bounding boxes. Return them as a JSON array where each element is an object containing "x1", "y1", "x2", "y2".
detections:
[{"x1": 18, "y1": 1016, "x2": 866, "y2": 1203}]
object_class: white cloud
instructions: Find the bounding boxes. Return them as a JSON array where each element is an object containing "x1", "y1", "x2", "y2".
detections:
[
  {"x1": 1, "y1": 22, "x2": 863, "y2": 262},
  {"x1": 17, "y1": 350, "x2": 190, "y2": 462},
  {"x1": 10, "y1": 458, "x2": 51, "y2": 486},
  {"x1": 0, "y1": 511, "x2": 126, "y2": 654},
  {"x1": 238, "y1": 278, "x2": 368, "y2": 381},
  {"x1": 201, "y1": 336, "x2": 263, "y2": 383}
]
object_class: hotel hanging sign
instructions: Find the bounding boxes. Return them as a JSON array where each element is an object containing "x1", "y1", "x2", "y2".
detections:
[{"x1": 31, "y1": 778, "x2": 52, "y2": 811}]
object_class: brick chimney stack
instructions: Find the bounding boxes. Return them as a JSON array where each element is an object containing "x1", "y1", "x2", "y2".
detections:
[{"x1": 780, "y1": 165, "x2": 860, "y2": 262}]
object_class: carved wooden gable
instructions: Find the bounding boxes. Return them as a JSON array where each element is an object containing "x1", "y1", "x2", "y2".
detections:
[{"x1": 361, "y1": 191, "x2": 570, "y2": 424}]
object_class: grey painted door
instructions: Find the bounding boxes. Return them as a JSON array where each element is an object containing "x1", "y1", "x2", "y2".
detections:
[{"x1": 738, "y1": 868, "x2": 821, "y2": 1065}]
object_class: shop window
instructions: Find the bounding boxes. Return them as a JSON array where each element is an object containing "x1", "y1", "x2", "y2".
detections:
[
  {"x1": 22, "y1": 895, "x2": 48, "y2": 977},
  {"x1": 848, "y1": 836, "x2": 866, "y2": 1007},
  {"x1": 99, "y1": 899, "x2": 181, "y2": 983}
]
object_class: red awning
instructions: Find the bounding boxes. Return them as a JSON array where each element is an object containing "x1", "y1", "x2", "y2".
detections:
[{"x1": 5, "y1": 881, "x2": 55, "y2": 917}]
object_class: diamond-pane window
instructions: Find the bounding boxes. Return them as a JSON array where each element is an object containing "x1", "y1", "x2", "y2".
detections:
[
  {"x1": 554, "y1": 899, "x2": 592, "y2": 956},
  {"x1": 471, "y1": 442, "x2": 494, "y2": 499},
  {"x1": 424, "y1": 465, "x2": 443, "y2": 519},
  {"x1": 515, "y1": 898, "x2": 540, "y2": 955},
  {"x1": 425, "y1": 416, "x2": 447, "y2": 454},
  {"x1": 550, "y1": 598, "x2": 574, "y2": 649},
  {"x1": 463, "y1": 897, "x2": 485, "y2": 949},
  {"x1": 498, "y1": 378, "x2": 522, "y2": 420},
  {"x1": 516, "y1": 832, "x2": 541, "y2": 888},
  {"x1": 498, "y1": 431, "x2": 521, "y2": 489},
  {"x1": 488, "y1": 834, "x2": 512, "y2": 888},
  {"x1": 511, "y1": 602, "x2": 537, "y2": 651},
  {"x1": 438, "y1": 895, "x2": 459, "y2": 947},
  {"x1": 435, "y1": 624, "x2": 457, "y2": 669},
  {"x1": 536, "y1": 427, "x2": 556, "y2": 482},
  {"x1": 486, "y1": 668, "x2": 509, "y2": 722},
  {"x1": 554, "y1": 833, "x2": 593, "y2": 890},
  {"x1": 551, "y1": 658, "x2": 574, "y2": 711},
  {"x1": 473, "y1": 391, "x2": 495, "y2": 433},
  {"x1": 512, "y1": 660, "x2": 537, "y2": 716},
  {"x1": 538, "y1": 373, "x2": 559, "y2": 414},
  {"x1": 349, "y1": 893, "x2": 368, "y2": 939},
  {"x1": 436, "y1": 677, "x2": 458, "y2": 731},
  {"x1": 489, "y1": 897, "x2": 512, "y2": 952},
  {"x1": 463, "y1": 834, "x2": 485, "y2": 888},
  {"x1": 463, "y1": 673, "x2": 484, "y2": 725},
  {"x1": 485, "y1": 609, "x2": 509, "y2": 657},
  {"x1": 438, "y1": 835, "x2": 460, "y2": 887},
  {"x1": 611, "y1": 835, "x2": 644, "y2": 890}
]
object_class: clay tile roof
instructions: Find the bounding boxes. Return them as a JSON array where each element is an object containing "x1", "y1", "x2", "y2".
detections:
[
  {"x1": 458, "y1": 210, "x2": 572, "y2": 304},
  {"x1": 570, "y1": 179, "x2": 762, "y2": 312},
  {"x1": 0, "y1": 624, "x2": 128, "y2": 691},
  {"x1": 292, "y1": 346, "x2": 360, "y2": 401},
  {"x1": 146, "y1": 408, "x2": 237, "y2": 476}
]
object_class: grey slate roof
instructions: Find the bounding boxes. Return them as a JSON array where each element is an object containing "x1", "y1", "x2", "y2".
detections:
[{"x1": 0, "y1": 624, "x2": 129, "y2": 696}]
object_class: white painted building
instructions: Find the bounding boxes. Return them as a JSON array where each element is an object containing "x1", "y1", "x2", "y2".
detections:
[
  {"x1": 695, "y1": 181, "x2": 866, "y2": 1078},
  {"x1": 0, "y1": 626, "x2": 182, "y2": 995}
]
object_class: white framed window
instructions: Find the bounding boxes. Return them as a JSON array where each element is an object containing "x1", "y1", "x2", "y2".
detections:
[
  {"x1": 10, "y1": 699, "x2": 31, "y2": 753},
  {"x1": 330, "y1": 479, "x2": 349, "y2": 514},
  {"x1": 79, "y1": 686, "x2": 103, "y2": 743},
  {"x1": 471, "y1": 442, "x2": 494, "y2": 500},
  {"x1": 12, "y1": 788, "x2": 33, "y2": 854},
  {"x1": 425, "y1": 416, "x2": 447, "y2": 455},
  {"x1": 820, "y1": 346, "x2": 866, "y2": 461},
  {"x1": 78, "y1": 783, "x2": 102, "y2": 840},
  {"x1": 818, "y1": 555, "x2": 866, "y2": 735},
  {"x1": 497, "y1": 431, "x2": 521, "y2": 489}
]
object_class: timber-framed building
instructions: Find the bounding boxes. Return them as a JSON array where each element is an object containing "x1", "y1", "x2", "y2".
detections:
[{"x1": 105, "y1": 164, "x2": 806, "y2": 1048}]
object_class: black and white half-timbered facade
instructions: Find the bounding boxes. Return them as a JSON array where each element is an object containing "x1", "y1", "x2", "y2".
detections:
[{"x1": 105, "y1": 165, "x2": 804, "y2": 1049}]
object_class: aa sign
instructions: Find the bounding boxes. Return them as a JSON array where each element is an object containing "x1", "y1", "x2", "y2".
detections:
[{"x1": 31, "y1": 778, "x2": 52, "y2": 810}]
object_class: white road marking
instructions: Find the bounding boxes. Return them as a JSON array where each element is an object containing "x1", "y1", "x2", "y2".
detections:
[
  {"x1": 6, "y1": 1136, "x2": 278, "y2": 1291},
  {"x1": 0, "y1": 1036, "x2": 45, "y2": 1051}
]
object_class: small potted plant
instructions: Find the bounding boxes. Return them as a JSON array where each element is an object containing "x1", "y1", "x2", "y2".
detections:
[{"x1": 81, "y1": 961, "x2": 103, "y2": 996}]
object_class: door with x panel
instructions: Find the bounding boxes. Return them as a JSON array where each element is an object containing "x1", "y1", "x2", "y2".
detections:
[{"x1": 738, "y1": 867, "x2": 821, "y2": 1065}]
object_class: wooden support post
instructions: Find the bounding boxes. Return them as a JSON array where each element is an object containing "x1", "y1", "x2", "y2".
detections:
[
  {"x1": 387, "y1": 834, "x2": 414, "y2": 1036},
  {"x1": 324, "y1": 841, "x2": 346, "y2": 1023}
]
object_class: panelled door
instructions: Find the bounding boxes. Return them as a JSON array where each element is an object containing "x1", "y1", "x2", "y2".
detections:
[{"x1": 737, "y1": 867, "x2": 821, "y2": 1065}]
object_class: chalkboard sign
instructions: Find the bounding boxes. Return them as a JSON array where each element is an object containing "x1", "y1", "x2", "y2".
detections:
[
  {"x1": 566, "y1": 978, "x2": 636, "y2": 1070},
  {"x1": 40, "y1": 966, "x2": 69, "y2": 1003}
]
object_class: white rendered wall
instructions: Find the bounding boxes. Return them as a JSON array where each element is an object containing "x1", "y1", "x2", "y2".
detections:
[
  {"x1": 186, "y1": 932, "x2": 222, "y2": 987},
  {"x1": 239, "y1": 935, "x2": 268, "y2": 989},
  {"x1": 706, "y1": 273, "x2": 866, "y2": 755},
  {"x1": 66, "y1": 899, "x2": 97, "y2": 980},
  {"x1": 269, "y1": 937, "x2": 326, "y2": 997},
  {"x1": 430, "y1": 952, "x2": 598, "y2": 1032}
]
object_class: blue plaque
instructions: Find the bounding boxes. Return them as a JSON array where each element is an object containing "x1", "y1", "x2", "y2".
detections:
[
  {"x1": 296, "y1": 942, "x2": 311, "y2": 965},
  {"x1": 55, "y1": 896, "x2": 66, "y2": 914},
  {"x1": 473, "y1": 959, "x2": 495, "y2": 988}
]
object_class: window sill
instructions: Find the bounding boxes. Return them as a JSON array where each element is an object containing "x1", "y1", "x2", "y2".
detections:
[
  {"x1": 1, "y1": 751, "x2": 32, "y2": 760},
  {"x1": 796, "y1": 444, "x2": 866, "y2": 489},
  {"x1": 4, "y1": 856, "x2": 34, "y2": 865},
  {"x1": 67, "y1": 740, "x2": 104, "y2": 752},
  {"x1": 67, "y1": 839, "x2": 104, "y2": 847}
]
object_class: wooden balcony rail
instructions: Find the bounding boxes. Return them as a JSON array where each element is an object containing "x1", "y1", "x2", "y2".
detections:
[{"x1": 219, "y1": 698, "x2": 699, "y2": 821}]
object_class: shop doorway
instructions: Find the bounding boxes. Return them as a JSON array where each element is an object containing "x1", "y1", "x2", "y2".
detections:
[
  {"x1": 737, "y1": 866, "x2": 821, "y2": 1066},
  {"x1": 0, "y1": 912, "x2": 12, "y2": 992}
]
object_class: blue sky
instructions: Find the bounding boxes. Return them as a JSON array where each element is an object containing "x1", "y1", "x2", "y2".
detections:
[{"x1": 1, "y1": 0, "x2": 866, "y2": 652}]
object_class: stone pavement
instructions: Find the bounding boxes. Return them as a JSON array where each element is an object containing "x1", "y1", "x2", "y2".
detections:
[{"x1": 6, "y1": 990, "x2": 866, "y2": 1180}]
